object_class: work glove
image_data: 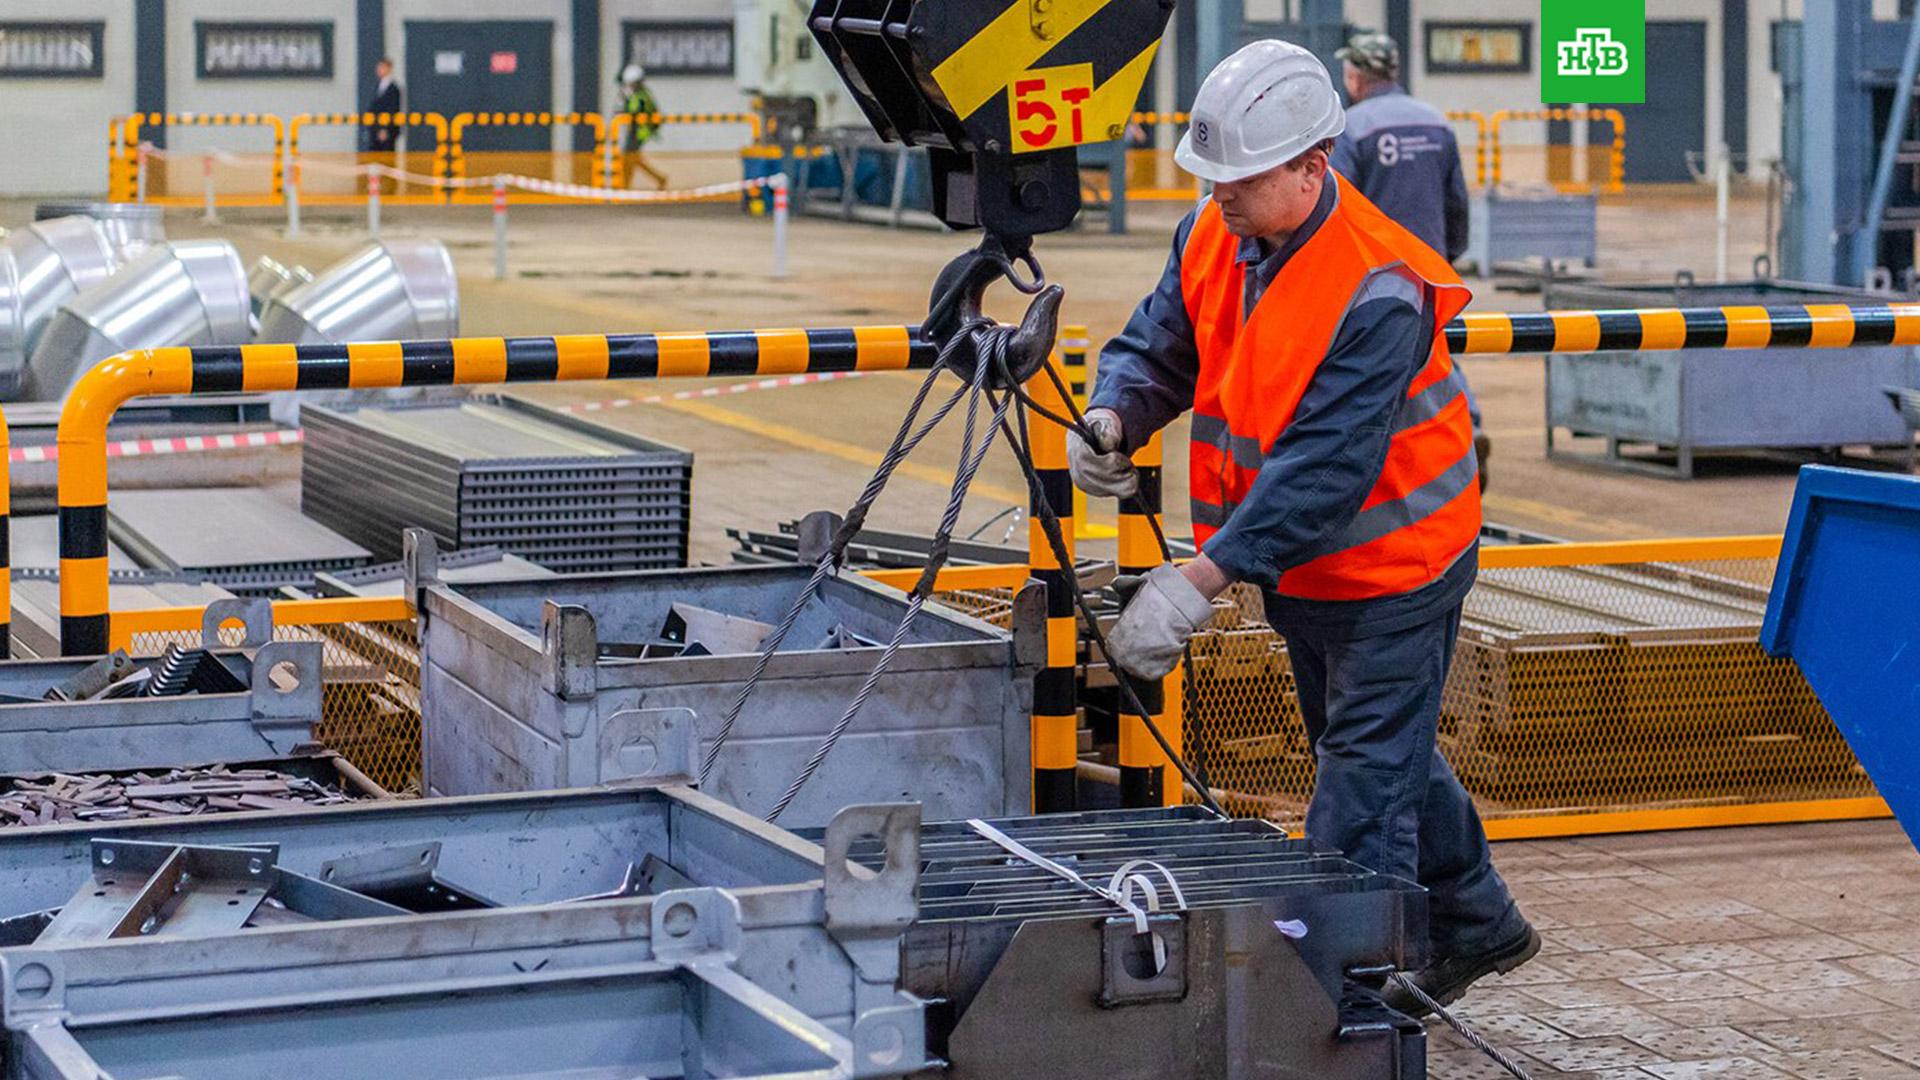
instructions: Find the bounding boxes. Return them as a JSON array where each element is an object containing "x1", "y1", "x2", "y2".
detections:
[
  {"x1": 1068, "y1": 409, "x2": 1139, "y2": 499},
  {"x1": 1105, "y1": 563, "x2": 1215, "y2": 681}
]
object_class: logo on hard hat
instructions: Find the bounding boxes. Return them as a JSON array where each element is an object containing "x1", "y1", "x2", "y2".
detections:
[{"x1": 1540, "y1": 0, "x2": 1643, "y2": 104}]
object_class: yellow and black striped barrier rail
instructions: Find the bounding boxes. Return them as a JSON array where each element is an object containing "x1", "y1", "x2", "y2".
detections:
[
  {"x1": 1446, "y1": 302, "x2": 1920, "y2": 354},
  {"x1": 118, "y1": 112, "x2": 287, "y2": 198},
  {"x1": 49, "y1": 302, "x2": 1920, "y2": 654},
  {"x1": 55, "y1": 327, "x2": 933, "y2": 655}
]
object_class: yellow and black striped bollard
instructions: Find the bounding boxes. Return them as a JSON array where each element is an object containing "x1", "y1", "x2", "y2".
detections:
[
  {"x1": 1116, "y1": 430, "x2": 1176, "y2": 807},
  {"x1": 1026, "y1": 348, "x2": 1080, "y2": 813}
]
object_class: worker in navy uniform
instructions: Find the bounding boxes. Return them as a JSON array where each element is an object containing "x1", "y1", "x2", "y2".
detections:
[
  {"x1": 1331, "y1": 30, "x2": 1491, "y2": 489},
  {"x1": 1074, "y1": 40, "x2": 1538, "y2": 1018},
  {"x1": 363, "y1": 57, "x2": 403, "y2": 193}
]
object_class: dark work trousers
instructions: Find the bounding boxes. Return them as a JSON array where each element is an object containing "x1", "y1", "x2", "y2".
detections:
[{"x1": 1264, "y1": 598, "x2": 1524, "y2": 959}]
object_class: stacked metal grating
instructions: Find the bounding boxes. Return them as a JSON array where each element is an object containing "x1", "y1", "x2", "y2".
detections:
[
  {"x1": 1442, "y1": 560, "x2": 1854, "y2": 808},
  {"x1": 1180, "y1": 559, "x2": 1860, "y2": 826},
  {"x1": 825, "y1": 806, "x2": 1428, "y2": 1079},
  {"x1": 301, "y1": 397, "x2": 692, "y2": 572}
]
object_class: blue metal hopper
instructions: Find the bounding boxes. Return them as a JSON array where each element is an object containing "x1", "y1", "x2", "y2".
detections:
[{"x1": 1762, "y1": 465, "x2": 1920, "y2": 850}]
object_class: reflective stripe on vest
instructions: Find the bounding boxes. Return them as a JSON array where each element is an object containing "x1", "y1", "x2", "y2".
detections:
[{"x1": 1180, "y1": 176, "x2": 1481, "y2": 601}]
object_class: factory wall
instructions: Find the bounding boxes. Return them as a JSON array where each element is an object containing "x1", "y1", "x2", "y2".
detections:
[
  {"x1": 1177, "y1": 0, "x2": 1917, "y2": 182},
  {"x1": 600, "y1": 0, "x2": 750, "y2": 154},
  {"x1": 0, "y1": 0, "x2": 749, "y2": 196},
  {"x1": 0, "y1": 0, "x2": 1908, "y2": 196},
  {"x1": 0, "y1": 0, "x2": 137, "y2": 196},
  {"x1": 169, "y1": 0, "x2": 361, "y2": 157}
]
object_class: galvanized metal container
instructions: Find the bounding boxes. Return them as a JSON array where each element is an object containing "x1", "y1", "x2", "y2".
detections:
[
  {"x1": 257, "y1": 238, "x2": 458, "y2": 344},
  {"x1": 33, "y1": 202, "x2": 166, "y2": 262},
  {"x1": 837, "y1": 807, "x2": 1429, "y2": 1080},
  {"x1": 1543, "y1": 277, "x2": 1919, "y2": 476},
  {"x1": 417, "y1": 555, "x2": 1042, "y2": 827},
  {"x1": 4, "y1": 216, "x2": 115, "y2": 360},
  {"x1": 1465, "y1": 190, "x2": 1597, "y2": 278},
  {"x1": 0, "y1": 600, "x2": 322, "y2": 774},
  {"x1": 0, "y1": 777, "x2": 930, "y2": 1080},
  {"x1": 22, "y1": 239, "x2": 251, "y2": 402}
]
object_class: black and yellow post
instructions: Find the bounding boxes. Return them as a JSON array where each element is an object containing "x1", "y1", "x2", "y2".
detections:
[
  {"x1": 1027, "y1": 349, "x2": 1079, "y2": 813},
  {"x1": 56, "y1": 327, "x2": 936, "y2": 656},
  {"x1": 1116, "y1": 430, "x2": 1172, "y2": 807},
  {"x1": 1059, "y1": 324, "x2": 1118, "y2": 541}
]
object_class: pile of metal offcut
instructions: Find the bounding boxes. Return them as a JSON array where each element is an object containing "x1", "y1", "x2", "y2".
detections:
[{"x1": 0, "y1": 763, "x2": 358, "y2": 827}]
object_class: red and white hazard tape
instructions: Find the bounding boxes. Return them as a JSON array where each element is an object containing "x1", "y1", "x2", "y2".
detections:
[
  {"x1": 140, "y1": 143, "x2": 783, "y2": 202},
  {"x1": 559, "y1": 370, "x2": 865, "y2": 414},
  {"x1": 5, "y1": 374, "x2": 861, "y2": 460},
  {"x1": 502, "y1": 173, "x2": 781, "y2": 204},
  {"x1": 8, "y1": 428, "x2": 305, "y2": 465}
]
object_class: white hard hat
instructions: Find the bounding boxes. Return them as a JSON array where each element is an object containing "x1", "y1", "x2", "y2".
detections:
[
  {"x1": 621, "y1": 63, "x2": 644, "y2": 84},
  {"x1": 1175, "y1": 40, "x2": 1345, "y2": 184}
]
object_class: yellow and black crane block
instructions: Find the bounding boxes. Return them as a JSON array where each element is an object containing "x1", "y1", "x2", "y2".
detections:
[{"x1": 809, "y1": 0, "x2": 1173, "y2": 238}]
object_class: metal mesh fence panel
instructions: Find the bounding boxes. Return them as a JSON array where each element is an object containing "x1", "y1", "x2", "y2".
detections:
[
  {"x1": 1182, "y1": 559, "x2": 1872, "y2": 831},
  {"x1": 127, "y1": 618, "x2": 422, "y2": 794}
]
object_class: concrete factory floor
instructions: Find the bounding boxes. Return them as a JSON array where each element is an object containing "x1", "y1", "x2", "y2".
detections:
[{"x1": 7, "y1": 188, "x2": 1918, "y2": 1077}]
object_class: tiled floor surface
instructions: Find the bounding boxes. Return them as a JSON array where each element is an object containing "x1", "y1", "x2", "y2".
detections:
[{"x1": 1430, "y1": 821, "x2": 1920, "y2": 1079}]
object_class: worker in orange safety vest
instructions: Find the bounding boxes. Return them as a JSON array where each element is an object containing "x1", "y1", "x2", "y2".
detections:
[{"x1": 1072, "y1": 39, "x2": 1538, "y2": 1016}]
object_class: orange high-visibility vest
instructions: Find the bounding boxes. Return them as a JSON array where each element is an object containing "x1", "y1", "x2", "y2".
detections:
[{"x1": 1180, "y1": 178, "x2": 1479, "y2": 600}]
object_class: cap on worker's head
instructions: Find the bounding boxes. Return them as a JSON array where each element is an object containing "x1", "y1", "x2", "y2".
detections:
[
  {"x1": 1175, "y1": 40, "x2": 1345, "y2": 185},
  {"x1": 1336, "y1": 30, "x2": 1400, "y2": 79},
  {"x1": 620, "y1": 63, "x2": 644, "y2": 85}
]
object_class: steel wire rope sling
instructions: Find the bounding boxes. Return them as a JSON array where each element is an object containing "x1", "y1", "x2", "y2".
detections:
[{"x1": 699, "y1": 233, "x2": 1225, "y2": 822}]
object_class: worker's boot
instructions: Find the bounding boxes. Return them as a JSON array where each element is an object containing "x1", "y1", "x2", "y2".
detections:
[{"x1": 1381, "y1": 922, "x2": 1540, "y2": 1019}]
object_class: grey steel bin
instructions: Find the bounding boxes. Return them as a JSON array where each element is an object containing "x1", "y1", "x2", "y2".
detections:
[
  {"x1": 1543, "y1": 276, "x2": 1920, "y2": 477},
  {"x1": 0, "y1": 778, "x2": 930, "y2": 1079},
  {"x1": 417, "y1": 556, "x2": 1042, "y2": 827},
  {"x1": 0, "y1": 600, "x2": 321, "y2": 774},
  {"x1": 1465, "y1": 190, "x2": 1598, "y2": 278}
]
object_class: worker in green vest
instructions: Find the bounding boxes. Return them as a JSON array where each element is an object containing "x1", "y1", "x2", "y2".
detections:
[{"x1": 619, "y1": 64, "x2": 669, "y2": 190}]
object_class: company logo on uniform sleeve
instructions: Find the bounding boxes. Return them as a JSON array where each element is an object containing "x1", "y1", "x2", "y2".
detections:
[{"x1": 1540, "y1": 0, "x2": 1643, "y2": 103}]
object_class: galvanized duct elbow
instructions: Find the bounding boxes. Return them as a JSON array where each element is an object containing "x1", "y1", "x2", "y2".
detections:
[
  {"x1": 246, "y1": 255, "x2": 313, "y2": 320},
  {"x1": 21, "y1": 239, "x2": 252, "y2": 402},
  {"x1": 257, "y1": 239, "x2": 459, "y2": 345},
  {"x1": 0, "y1": 249, "x2": 23, "y2": 399},
  {"x1": 5, "y1": 215, "x2": 117, "y2": 361},
  {"x1": 34, "y1": 202, "x2": 167, "y2": 264}
]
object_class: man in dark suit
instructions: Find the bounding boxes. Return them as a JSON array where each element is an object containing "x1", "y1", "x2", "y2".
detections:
[
  {"x1": 361, "y1": 57, "x2": 403, "y2": 193},
  {"x1": 366, "y1": 57, "x2": 402, "y2": 151}
]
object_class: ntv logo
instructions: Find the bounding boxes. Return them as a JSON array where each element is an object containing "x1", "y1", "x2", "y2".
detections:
[{"x1": 1556, "y1": 28, "x2": 1630, "y2": 77}]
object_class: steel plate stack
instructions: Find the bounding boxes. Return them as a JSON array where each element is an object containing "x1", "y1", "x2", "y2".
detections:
[
  {"x1": 300, "y1": 397, "x2": 692, "y2": 571},
  {"x1": 106, "y1": 487, "x2": 373, "y2": 596}
]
